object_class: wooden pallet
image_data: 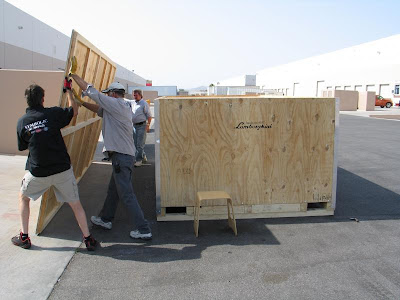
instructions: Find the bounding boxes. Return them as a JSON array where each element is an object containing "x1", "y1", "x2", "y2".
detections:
[
  {"x1": 35, "y1": 30, "x2": 116, "y2": 234},
  {"x1": 157, "y1": 202, "x2": 334, "y2": 221}
]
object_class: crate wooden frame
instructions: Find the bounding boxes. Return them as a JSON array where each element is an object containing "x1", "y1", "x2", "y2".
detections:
[
  {"x1": 35, "y1": 30, "x2": 116, "y2": 234},
  {"x1": 155, "y1": 96, "x2": 339, "y2": 221}
]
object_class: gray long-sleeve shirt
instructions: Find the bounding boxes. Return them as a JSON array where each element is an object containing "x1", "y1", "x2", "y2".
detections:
[{"x1": 83, "y1": 86, "x2": 136, "y2": 156}]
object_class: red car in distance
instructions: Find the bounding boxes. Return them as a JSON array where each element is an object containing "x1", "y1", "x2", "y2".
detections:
[{"x1": 375, "y1": 95, "x2": 393, "y2": 108}]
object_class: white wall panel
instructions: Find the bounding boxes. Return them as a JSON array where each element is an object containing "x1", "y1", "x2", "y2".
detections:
[
  {"x1": 115, "y1": 63, "x2": 146, "y2": 85},
  {"x1": 2, "y1": 0, "x2": 145, "y2": 82},
  {"x1": 32, "y1": 20, "x2": 51, "y2": 57},
  {"x1": 379, "y1": 84, "x2": 391, "y2": 98},
  {"x1": 293, "y1": 83, "x2": 300, "y2": 96},
  {"x1": 217, "y1": 34, "x2": 400, "y2": 100},
  {"x1": 3, "y1": 1, "x2": 70, "y2": 65},
  {"x1": 0, "y1": 0, "x2": 4, "y2": 68},
  {"x1": 316, "y1": 81, "x2": 325, "y2": 96},
  {"x1": 366, "y1": 85, "x2": 376, "y2": 92},
  {"x1": 34, "y1": 21, "x2": 55, "y2": 59},
  {"x1": 354, "y1": 85, "x2": 363, "y2": 91},
  {"x1": 4, "y1": 1, "x2": 33, "y2": 50}
]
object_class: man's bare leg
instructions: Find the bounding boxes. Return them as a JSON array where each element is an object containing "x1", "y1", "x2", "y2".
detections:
[
  {"x1": 68, "y1": 200, "x2": 90, "y2": 237},
  {"x1": 19, "y1": 193, "x2": 30, "y2": 234}
]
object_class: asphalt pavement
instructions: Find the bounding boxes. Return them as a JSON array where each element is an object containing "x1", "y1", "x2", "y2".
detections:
[{"x1": 46, "y1": 114, "x2": 400, "y2": 300}]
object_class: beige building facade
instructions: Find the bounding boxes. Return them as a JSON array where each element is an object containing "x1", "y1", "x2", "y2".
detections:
[{"x1": 0, "y1": 70, "x2": 63, "y2": 155}]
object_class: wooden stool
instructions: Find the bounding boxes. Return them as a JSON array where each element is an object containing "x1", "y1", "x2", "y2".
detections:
[{"x1": 194, "y1": 191, "x2": 238, "y2": 237}]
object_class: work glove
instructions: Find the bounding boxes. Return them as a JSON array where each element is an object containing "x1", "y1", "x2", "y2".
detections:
[
  {"x1": 63, "y1": 77, "x2": 72, "y2": 93},
  {"x1": 72, "y1": 88, "x2": 84, "y2": 106},
  {"x1": 68, "y1": 56, "x2": 77, "y2": 76}
]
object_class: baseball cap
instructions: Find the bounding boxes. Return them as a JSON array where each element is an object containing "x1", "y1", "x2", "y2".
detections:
[{"x1": 101, "y1": 82, "x2": 125, "y2": 93}]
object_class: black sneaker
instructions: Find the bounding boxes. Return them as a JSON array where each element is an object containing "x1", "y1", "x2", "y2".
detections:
[
  {"x1": 11, "y1": 232, "x2": 31, "y2": 249},
  {"x1": 84, "y1": 235, "x2": 97, "y2": 251}
]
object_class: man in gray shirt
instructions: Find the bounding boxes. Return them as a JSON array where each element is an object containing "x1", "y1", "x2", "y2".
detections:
[
  {"x1": 70, "y1": 73, "x2": 152, "y2": 240},
  {"x1": 130, "y1": 89, "x2": 152, "y2": 167}
]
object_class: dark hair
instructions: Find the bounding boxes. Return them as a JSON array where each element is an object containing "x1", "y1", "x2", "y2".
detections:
[
  {"x1": 112, "y1": 89, "x2": 125, "y2": 97},
  {"x1": 25, "y1": 84, "x2": 44, "y2": 107}
]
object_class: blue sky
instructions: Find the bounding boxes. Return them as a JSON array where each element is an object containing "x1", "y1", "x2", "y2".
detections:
[{"x1": 6, "y1": 0, "x2": 400, "y2": 88}]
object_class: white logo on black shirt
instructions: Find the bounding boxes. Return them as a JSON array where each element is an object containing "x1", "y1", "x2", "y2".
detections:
[{"x1": 24, "y1": 119, "x2": 48, "y2": 134}]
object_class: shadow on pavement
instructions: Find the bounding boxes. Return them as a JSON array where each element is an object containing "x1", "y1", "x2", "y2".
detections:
[
  {"x1": 76, "y1": 218, "x2": 280, "y2": 262},
  {"x1": 39, "y1": 142, "x2": 400, "y2": 262},
  {"x1": 335, "y1": 167, "x2": 400, "y2": 220},
  {"x1": 30, "y1": 245, "x2": 78, "y2": 252}
]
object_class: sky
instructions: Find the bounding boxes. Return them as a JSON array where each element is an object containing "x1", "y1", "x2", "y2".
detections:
[{"x1": 6, "y1": 0, "x2": 400, "y2": 89}]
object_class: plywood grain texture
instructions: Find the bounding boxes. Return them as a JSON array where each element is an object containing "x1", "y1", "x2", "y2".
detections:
[
  {"x1": 157, "y1": 96, "x2": 337, "y2": 215},
  {"x1": 35, "y1": 30, "x2": 116, "y2": 234}
]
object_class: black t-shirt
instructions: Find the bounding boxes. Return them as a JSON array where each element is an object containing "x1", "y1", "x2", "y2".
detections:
[{"x1": 17, "y1": 105, "x2": 74, "y2": 177}]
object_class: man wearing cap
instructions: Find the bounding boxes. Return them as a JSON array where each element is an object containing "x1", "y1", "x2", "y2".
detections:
[
  {"x1": 131, "y1": 89, "x2": 152, "y2": 167},
  {"x1": 70, "y1": 73, "x2": 152, "y2": 240}
]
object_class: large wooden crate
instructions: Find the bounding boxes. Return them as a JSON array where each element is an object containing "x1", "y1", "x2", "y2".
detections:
[
  {"x1": 35, "y1": 30, "x2": 116, "y2": 234},
  {"x1": 155, "y1": 96, "x2": 339, "y2": 221}
]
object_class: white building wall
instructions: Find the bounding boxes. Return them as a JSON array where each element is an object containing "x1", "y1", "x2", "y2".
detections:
[
  {"x1": 1, "y1": 0, "x2": 69, "y2": 63},
  {"x1": 0, "y1": 0, "x2": 146, "y2": 85},
  {"x1": 218, "y1": 35, "x2": 400, "y2": 99},
  {"x1": 115, "y1": 63, "x2": 146, "y2": 86},
  {"x1": 0, "y1": 1, "x2": 5, "y2": 67}
]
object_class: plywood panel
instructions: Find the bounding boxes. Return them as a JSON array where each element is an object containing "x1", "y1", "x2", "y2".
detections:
[
  {"x1": 36, "y1": 30, "x2": 116, "y2": 234},
  {"x1": 158, "y1": 97, "x2": 336, "y2": 211}
]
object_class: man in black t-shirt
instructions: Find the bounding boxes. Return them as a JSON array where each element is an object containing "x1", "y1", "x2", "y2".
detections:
[{"x1": 11, "y1": 84, "x2": 97, "y2": 251}]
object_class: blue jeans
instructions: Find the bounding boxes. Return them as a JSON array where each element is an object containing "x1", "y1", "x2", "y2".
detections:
[
  {"x1": 133, "y1": 124, "x2": 146, "y2": 162},
  {"x1": 100, "y1": 152, "x2": 150, "y2": 234}
]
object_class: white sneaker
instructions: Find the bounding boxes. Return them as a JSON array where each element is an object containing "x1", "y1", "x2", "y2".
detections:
[
  {"x1": 90, "y1": 216, "x2": 112, "y2": 230},
  {"x1": 142, "y1": 155, "x2": 148, "y2": 163},
  {"x1": 134, "y1": 161, "x2": 142, "y2": 167},
  {"x1": 130, "y1": 230, "x2": 152, "y2": 240}
]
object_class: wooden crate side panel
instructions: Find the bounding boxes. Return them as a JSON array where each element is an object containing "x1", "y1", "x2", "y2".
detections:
[
  {"x1": 84, "y1": 50, "x2": 100, "y2": 84},
  {"x1": 95, "y1": 58, "x2": 107, "y2": 88},
  {"x1": 69, "y1": 127, "x2": 85, "y2": 176},
  {"x1": 103, "y1": 63, "x2": 112, "y2": 88},
  {"x1": 75, "y1": 126, "x2": 90, "y2": 178},
  {"x1": 36, "y1": 188, "x2": 62, "y2": 234},
  {"x1": 86, "y1": 53, "x2": 102, "y2": 120},
  {"x1": 36, "y1": 30, "x2": 116, "y2": 234},
  {"x1": 59, "y1": 31, "x2": 77, "y2": 109},
  {"x1": 68, "y1": 41, "x2": 90, "y2": 126},
  {"x1": 83, "y1": 120, "x2": 102, "y2": 170},
  {"x1": 307, "y1": 100, "x2": 335, "y2": 202},
  {"x1": 159, "y1": 97, "x2": 335, "y2": 208},
  {"x1": 88, "y1": 120, "x2": 103, "y2": 164},
  {"x1": 109, "y1": 65, "x2": 116, "y2": 86},
  {"x1": 75, "y1": 48, "x2": 97, "y2": 124},
  {"x1": 63, "y1": 133, "x2": 73, "y2": 153},
  {"x1": 230, "y1": 98, "x2": 271, "y2": 205}
]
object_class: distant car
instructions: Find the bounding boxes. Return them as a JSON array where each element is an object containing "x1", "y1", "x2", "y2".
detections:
[{"x1": 375, "y1": 95, "x2": 393, "y2": 108}]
